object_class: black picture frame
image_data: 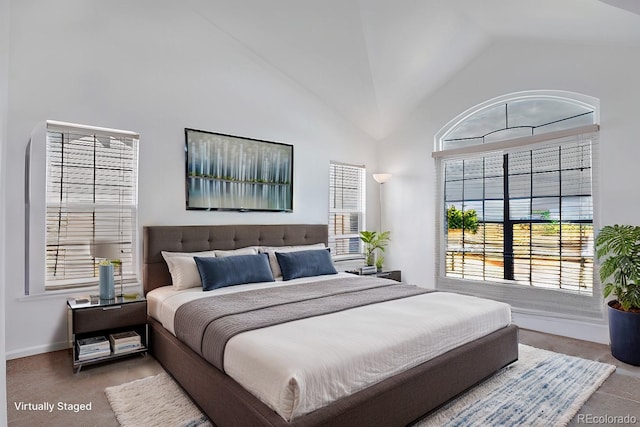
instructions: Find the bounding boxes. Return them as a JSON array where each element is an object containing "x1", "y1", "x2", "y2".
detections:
[{"x1": 185, "y1": 128, "x2": 293, "y2": 212}]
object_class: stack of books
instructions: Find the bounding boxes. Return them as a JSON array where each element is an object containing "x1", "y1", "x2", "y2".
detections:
[
  {"x1": 109, "y1": 331, "x2": 142, "y2": 354},
  {"x1": 76, "y1": 336, "x2": 110, "y2": 361}
]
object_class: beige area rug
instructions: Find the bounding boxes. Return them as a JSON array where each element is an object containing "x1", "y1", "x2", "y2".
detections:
[
  {"x1": 106, "y1": 345, "x2": 615, "y2": 427},
  {"x1": 105, "y1": 372, "x2": 212, "y2": 427}
]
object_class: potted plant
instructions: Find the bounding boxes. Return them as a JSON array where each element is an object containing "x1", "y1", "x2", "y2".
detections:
[
  {"x1": 595, "y1": 224, "x2": 640, "y2": 366},
  {"x1": 359, "y1": 231, "x2": 390, "y2": 267}
]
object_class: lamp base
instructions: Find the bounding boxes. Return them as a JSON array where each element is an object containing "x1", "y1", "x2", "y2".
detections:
[{"x1": 99, "y1": 264, "x2": 115, "y2": 300}]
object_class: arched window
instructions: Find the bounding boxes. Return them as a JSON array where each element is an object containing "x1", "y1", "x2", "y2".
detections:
[{"x1": 433, "y1": 91, "x2": 601, "y2": 318}]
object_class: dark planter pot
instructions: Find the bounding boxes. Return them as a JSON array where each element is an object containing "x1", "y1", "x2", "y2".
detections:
[{"x1": 608, "y1": 300, "x2": 640, "y2": 366}]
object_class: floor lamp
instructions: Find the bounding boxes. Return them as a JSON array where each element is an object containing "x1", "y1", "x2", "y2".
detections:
[{"x1": 372, "y1": 173, "x2": 392, "y2": 233}]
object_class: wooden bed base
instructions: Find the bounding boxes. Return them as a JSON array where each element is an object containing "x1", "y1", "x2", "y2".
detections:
[{"x1": 143, "y1": 224, "x2": 519, "y2": 426}]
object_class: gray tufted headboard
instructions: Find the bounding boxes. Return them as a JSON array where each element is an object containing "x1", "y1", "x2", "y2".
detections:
[{"x1": 142, "y1": 224, "x2": 328, "y2": 294}]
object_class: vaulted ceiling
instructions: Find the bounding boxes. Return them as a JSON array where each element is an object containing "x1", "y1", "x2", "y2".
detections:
[{"x1": 184, "y1": 0, "x2": 640, "y2": 140}]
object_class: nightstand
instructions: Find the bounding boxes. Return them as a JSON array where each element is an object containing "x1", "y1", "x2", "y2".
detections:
[
  {"x1": 346, "y1": 269, "x2": 402, "y2": 282},
  {"x1": 373, "y1": 270, "x2": 402, "y2": 282},
  {"x1": 67, "y1": 296, "x2": 148, "y2": 372}
]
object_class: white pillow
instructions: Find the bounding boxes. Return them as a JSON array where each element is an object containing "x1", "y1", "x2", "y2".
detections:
[
  {"x1": 161, "y1": 250, "x2": 216, "y2": 290},
  {"x1": 214, "y1": 247, "x2": 259, "y2": 257},
  {"x1": 259, "y1": 243, "x2": 326, "y2": 278}
]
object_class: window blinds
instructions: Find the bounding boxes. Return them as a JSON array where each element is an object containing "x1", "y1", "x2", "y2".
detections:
[
  {"x1": 436, "y1": 128, "x2": 601, "y2": 318},
  {"x1": 443, "y1": 137, "x2": 593, "y2": 292},
  {"x1": 329, "y1": 162, "x2": 365, "y2": 258},
  {"x1": 44, "y1": 124, "x2": 139, "y2": 289}
]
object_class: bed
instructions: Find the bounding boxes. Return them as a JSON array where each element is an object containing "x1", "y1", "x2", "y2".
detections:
[{"x1": 143, "y1": 224, "x2": 518, "y2": 427}]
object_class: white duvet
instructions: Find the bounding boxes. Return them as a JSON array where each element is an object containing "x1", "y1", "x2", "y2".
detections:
[{"x1": 147, "y1": 273, "x2": 511, "y2": 421}]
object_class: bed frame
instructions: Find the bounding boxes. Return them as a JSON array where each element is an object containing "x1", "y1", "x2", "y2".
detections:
[{"x1": 143, "y1": 224, "x2": 519, "y2": 427}]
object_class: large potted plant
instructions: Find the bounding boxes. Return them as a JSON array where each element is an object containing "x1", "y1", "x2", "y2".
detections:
[
  {"x1": 595, "y1": 224, "x2": 640, "y2": 366},
  {"x1": 359, "y1": 231, "x2": 390, "y2": 268}
]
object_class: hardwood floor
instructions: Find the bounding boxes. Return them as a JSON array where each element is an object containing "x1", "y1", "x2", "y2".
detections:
[
  {"x1": 6, "y1": 329, "x2": 640, "y2": 426},
  {"x1": 7, "y1": 351, "x2": 163, "y2": 427}
]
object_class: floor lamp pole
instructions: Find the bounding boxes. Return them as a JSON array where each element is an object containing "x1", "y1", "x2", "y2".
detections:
[
  {"x1": 378, "y1": 182, "x2": 384, "y2": 233},
  {"x1": 372, "y1": 173, "x2": 392, "y2": 232}
]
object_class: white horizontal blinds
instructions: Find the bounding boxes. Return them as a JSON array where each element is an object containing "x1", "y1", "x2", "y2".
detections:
[
  {"x1": 329, "y1": 162, "x2": 365, "y2": 258},
  {"x1": 46, "y1": 126, "x2": 138, "y2": 289},
  {"x1": 508, "y1": 136, "x2": 594, "y2": 294},
  {"x1": 443, "y1": 131, "x2": 595, "y2": 295},
  {"x1": 444, "y1": 154, "x2": 505, "y2": 282}
]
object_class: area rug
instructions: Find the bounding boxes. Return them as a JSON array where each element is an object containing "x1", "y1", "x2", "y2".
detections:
[
  {"x1": 414, "y1": 344, "x2": 615, "y2": 426},
  {"x1": 105, "y1": 372, "x2": 213, "y2": 427},
  {"x1": 105, "y1": 345, "x2": 615, "y2": 427}
]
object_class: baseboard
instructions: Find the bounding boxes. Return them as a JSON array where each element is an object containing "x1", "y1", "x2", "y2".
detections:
[
  {"x1": 512, "y1": 311, "x2": 609, "y2": 344},
  {"x1": 6, "y1": 340, "x2": 69, "y2": 360}
]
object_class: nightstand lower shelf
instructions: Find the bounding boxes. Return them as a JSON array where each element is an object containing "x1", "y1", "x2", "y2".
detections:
[{"x1": 74, "y1": 345, "x2": 147, "y2": 373}]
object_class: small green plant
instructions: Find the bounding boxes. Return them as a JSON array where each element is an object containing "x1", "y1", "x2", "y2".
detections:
[
  {"x1": 446, "y1": 206, "x2": 478, "y2": 233},
  {"x1": 359, "y1": 231, "x2": 390, "y2": 267},
  {"x1": 595, "y1": 224, "x2": 640, "y2": 311},
  {"x1": 375, "y1": 254, "x2": 385, "y2": 270}
]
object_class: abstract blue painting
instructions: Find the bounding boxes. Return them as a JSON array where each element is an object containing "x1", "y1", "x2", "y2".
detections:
[{"x1": 185, "y1": 129, "x2": 293, "y2": 211}]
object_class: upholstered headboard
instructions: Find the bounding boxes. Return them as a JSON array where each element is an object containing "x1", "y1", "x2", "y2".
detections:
[{"x1": 142, "y1": 224, "x2": 328, "y2": 294}]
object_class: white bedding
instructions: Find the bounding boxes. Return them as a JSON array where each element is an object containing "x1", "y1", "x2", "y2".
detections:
[{"x1": 147, "y1": 274, "x2": 512, "y2": 421}]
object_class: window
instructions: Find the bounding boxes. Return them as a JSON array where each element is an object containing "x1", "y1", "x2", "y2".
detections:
[
  {"x1": 27, "y1": 121, "x2": 139, "y2": 292},
  {"x1": 443, "y1": 137, "x2": 594, "y2": 291},
  {"x1": 434, "y1": 92, "x2": 601, "y2": 318},
  {"x1": 328, "y1": 162, "x2": 365, "y2": 259}
]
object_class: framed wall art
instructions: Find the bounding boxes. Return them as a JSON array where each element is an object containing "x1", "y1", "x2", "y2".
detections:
[{"x1": 185, "y1": 128, "x2": 293, "y2": 212}]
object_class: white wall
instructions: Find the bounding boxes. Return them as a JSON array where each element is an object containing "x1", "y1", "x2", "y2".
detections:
[
  {"x1": 4, "y1": 0, "x2": 379, "y2": 358},
  {"x1": 379, "y1": 39, "x2": 640, "y2": 343},
  {"x1": 1, "y1": 0, "x2": 9, "y2": 422}
]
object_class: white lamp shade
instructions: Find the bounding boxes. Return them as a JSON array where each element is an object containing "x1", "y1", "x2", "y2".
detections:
[
  {"x1": 90, "y1": 242, "x2": 121, "y2": 261},
  {"x1": 373, "y1": 173, "x2": 392, "y2": 184}
]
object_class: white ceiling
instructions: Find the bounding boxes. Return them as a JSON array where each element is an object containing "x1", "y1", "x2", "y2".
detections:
[{"x1": 184, "y1": 0, "x2": 640, "y2": 140}]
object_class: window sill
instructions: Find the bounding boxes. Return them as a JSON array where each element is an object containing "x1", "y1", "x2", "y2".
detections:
[
  {"x1": 332, "y1": 255, "x2": 365, "y2": 262},
  {"x1": 18, "y1": 283, "x2": 143, "y2": 302},
  {"x1": 511, "y1": 305, "x2": 606, "y2": 323}
]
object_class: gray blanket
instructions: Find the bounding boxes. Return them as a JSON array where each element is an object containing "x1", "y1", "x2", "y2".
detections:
[{"x1": 174, "y1": 275, "x2": 432, "y2": 370}]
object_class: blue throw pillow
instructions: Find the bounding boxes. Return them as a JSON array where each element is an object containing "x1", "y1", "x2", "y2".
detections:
[
  {"x1": 275, "y1": 249, "x2": 338, "y2": 281},
  {"x1": 194, "y1": 253, "x2": 274, "y2": 291}
]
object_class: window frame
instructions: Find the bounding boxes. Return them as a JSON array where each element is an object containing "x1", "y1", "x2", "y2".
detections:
[
  {"x1": 328, "y1": 161, "x2": 366, "y2": 261},
  {"x1": 26, "y1": 121, "x2": 140, "y2": 295},
  {"x1": 433, "y1": 92, "x2": 603, "y2": 319}
]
